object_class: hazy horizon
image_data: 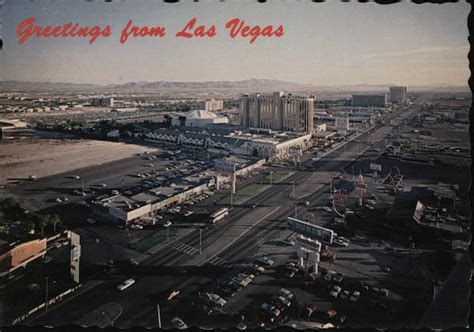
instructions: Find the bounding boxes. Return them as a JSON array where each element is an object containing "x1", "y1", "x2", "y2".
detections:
[
  {"x1": 0, "y1": 1, "x2": 470, "y2": 86},
  {"x1": 0, "y1": 78, "x2": 469, "y2": 88}
]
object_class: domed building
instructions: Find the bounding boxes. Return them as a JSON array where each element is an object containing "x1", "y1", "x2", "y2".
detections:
[{"x1": 171, "y1": 110, "x2": 229, "y2": 128}]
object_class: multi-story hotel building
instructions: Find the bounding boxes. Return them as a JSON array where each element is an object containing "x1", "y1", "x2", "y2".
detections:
[
  {"x1": 240, "y1": 92, "x2": 314, "y2": 133},
  {"x1": 389, "y1": 86, "x2": 408, "y2": 104}
]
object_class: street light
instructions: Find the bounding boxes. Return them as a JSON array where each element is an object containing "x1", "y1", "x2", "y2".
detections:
[
  {"x1": 157, "y1": 304, "x2": 162, "y2": 328},
  {"x1": 45, "y1": 276, "x2": 49, "y2": 312},
  {"x1": 199, "y1": 227, "x2": 202, "y2": 255},
  {"x1": 164, "y1": 224, "x2": 170, "y2": 243}
]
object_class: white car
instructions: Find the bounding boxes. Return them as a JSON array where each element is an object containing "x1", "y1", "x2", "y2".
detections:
[
  {"x1": 170, "y1": 317, "x2": 187, "y2": 330},
  {"x1": 349, "y1": 290, "x2": 360, "y2": 302},
  {"x1": 163, "y1": 221, "x2": 172, "y2": 227},
  {"x1": 256, "y1": 256, "x2": 274, "y2": 266},
  {"x1": 329, "y1": 290, "x2": 340, "y2": 298},
  {"x1": 117, "y1": 279, "x2": 135, "y2": 291},
  {"x1": 208, "y1": 293, "x2": 227, "y2": 307},
  {"x1": 130, "y1": 224, "x2": 143, "y2": 230},
  {"x1": 324, "y1": 270, "x2": 336, "y2": 281},
  {"x1": 275, "y1": 295, "x2": 291, "y2": 307},
  {"x1": 334, "y1": 238, "x2": 349, "y2": 247},
  {"x1": 279, "y1": 288, "x2": 295, "y2": 300}
]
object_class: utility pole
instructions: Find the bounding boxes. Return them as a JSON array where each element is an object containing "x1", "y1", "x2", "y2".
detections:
[
  {"x1": 199, "y1": 228, "x2": 202, "y2": 255},
  {"x1": 45, "y1": 277, "x2": 49, "y2": 312},
  {"x1": 231, "y1": 164, "x2": 236, "y2": 207},
  {"x1": 270, "y1": 171, "x2": 273, "y2": 185},
  {"x1": 157, "y1": 304, "x2": 162, "y2": 329}
]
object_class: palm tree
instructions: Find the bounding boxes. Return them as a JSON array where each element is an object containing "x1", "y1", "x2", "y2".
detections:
[
  {"x1": 49, "y1": 215, "x2": 61, "y2": 233},
  {"x1": 38, "y1": 215, "x2": 50, "y2": 236}
]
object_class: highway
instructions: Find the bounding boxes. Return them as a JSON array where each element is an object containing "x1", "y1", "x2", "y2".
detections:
[{"x1": 27, "y1": 102, "x2": 425, "y2": 328}]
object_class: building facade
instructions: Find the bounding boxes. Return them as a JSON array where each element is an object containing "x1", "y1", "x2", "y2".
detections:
[
  {"x1": 240, "y1": 92, "x2": 314, "y2": 133},
  {"x1": 352, "y1": 94, "x2": 386, "y2": 107},
  {"x1": 389, "y1": 86, "x2": 408, "y2": 104},
  {"x1": 91, "y1": 97, "x2": 114, "y2": 107},
  {"x1": 204, "y1": 99, "x2": 224, "y2": 112}
]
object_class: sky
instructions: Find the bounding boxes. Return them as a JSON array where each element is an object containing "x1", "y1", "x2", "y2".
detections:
[{"x1": 0, "y1": 0, "x2": 470, "y2": 86}]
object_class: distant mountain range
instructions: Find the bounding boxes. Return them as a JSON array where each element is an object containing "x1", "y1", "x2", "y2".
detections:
[{"x1": 0, "y1": 79, "x2": 469, "y2": 94}]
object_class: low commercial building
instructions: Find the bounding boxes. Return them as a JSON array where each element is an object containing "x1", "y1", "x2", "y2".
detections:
[
  {"x1": 0, "y1": 238, "x2": 47, "y2": 275},
  {"x1": 171, "y1": 110, "x2": 229, "y2": 128},
  {"x1": 91, "y1": 175, "x2": 217, "y2": 224},
  {"x1": 352, "y1": 94, "x2": 386, "y2": 107},
  {"x1": 144, "y1": 128, "x2": 313, "y2": 160}
]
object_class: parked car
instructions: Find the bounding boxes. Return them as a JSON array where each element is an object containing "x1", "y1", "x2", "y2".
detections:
[
  {"x1": 117, "y1": 279, "x2": 135, "y2": 291},
  {"x1": 340, "y1": 290, "x2": 350, "y2": 300},
  {"x1": 372, "y1": 287, "x2": 389, "y2": 297},
  {"x1": 279, "y1": 288, "x2": 295, "y2": 300},
  {"x1": 304, "y1": 304, "x2": 318, "y2": 319},
  {"x1": 170, "y1": 317, "x2": 187, "y2": 330},
  {"x1": 327, "y1": 309, "x2": 337, "y2": 319},
  {"x1": 324, "y1": 270, "x2": 337, "y2": 281},
  {"x1": 207, "y1": 293, "x2": 227, "y2": 307},
  {"x1": 249, "y1": 264, "x2": 265, "y2": 273},
  {"x1": 236, "y1": 322, "x2": 247, "y2": 330},
  {"x1": 256, "y1": 256, "x2": 274, "y2": 266},
  {"x1": 349, "y1": 290, "x2": 360, "y2": 302},
  {"x1": 272, "y1": 294, "x2": 291, "y2": 307},
  {"x1": 329, "y1": 286, "x2": 342, "y2": 298},
  {"x1": 333, "y1": 273, "x2": 345, "y2": 283},
  {"x1": 261, "y1": 303, "x2": 280, "y2": 321}
]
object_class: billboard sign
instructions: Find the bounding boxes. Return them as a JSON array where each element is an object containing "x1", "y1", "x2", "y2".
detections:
[
  {"x1": 287, "y1": 217, "x2": 335, "y2": 244},
  {"x1": 413, "y1": 200, "x2": 424, "y2": 223},
  {"x1": 69, "y1": 231, "x2": 81, "y2": 283},
  {"x1": 370, "y1": 163, "x2": 382, "y2": 172}
]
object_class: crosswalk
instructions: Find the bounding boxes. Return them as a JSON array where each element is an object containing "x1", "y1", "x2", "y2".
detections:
[
  {"x1": 207, "y1": 256, "x2": 228, "y2": 266},
  {"x1": 173, "y1": 243, "x2": 199, "y2": 256},
  {"x1": 172, "y1": 243, "x2": 229, "y2": 266}
]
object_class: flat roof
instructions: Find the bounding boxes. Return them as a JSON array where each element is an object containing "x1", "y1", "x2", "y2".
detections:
[{"x1": 314, "y1": 131, "x2": 337, "y2": 138}]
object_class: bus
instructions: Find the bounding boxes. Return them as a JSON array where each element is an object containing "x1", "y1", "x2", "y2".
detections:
[{"x1": 210, "y1": 208, "x2": 229, "y2": 224}]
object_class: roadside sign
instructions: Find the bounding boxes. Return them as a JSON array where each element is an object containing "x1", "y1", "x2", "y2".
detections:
[{"x1": 370, "y1": 163, "x2": 382, "y2": 172}]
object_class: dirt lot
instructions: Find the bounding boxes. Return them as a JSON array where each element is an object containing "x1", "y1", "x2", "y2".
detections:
[{"x1": 0, "y1": 138, "x2": 157, "y2": 185}]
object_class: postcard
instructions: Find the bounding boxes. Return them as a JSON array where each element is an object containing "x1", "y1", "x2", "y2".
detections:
[{"x1": 0, "y1": 0, "x2": 471, "y2": 329}]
